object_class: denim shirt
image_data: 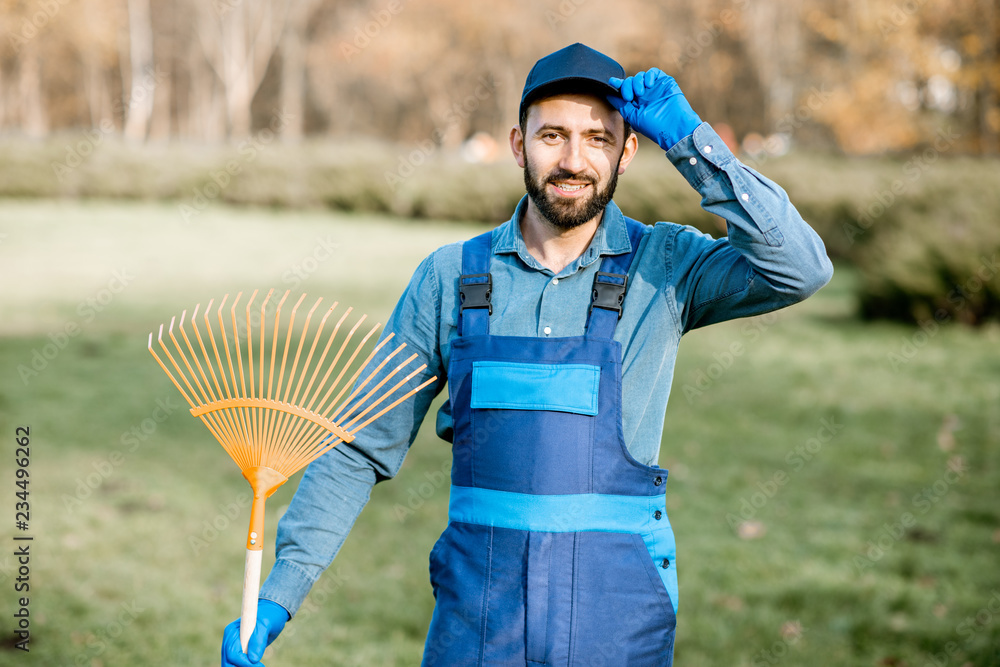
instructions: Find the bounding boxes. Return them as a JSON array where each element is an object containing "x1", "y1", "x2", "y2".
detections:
[{"x1": 260, "y1": 122, "x2": 834, "y2": 616}]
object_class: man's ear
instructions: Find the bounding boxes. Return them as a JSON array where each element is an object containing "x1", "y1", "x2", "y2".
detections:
[
  {"x1": 510, "y1": 124, "x2": 526, "y2": 168},
  {"x1": 617, "y1": 131, "x2": 639, "y2": 175}
]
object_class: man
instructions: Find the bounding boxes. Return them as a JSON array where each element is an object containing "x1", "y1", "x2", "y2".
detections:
[{"x1": 222, "y1": 43, "x2": 833, "y2": 666}]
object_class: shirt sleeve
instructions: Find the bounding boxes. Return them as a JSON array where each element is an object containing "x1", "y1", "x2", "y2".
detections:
[
  {"x1": 663, "y1": 122, "x2": 834, "y2": 332},
  {"x1": 259, "y1": 252, "x2": 446, "y2": 616}
]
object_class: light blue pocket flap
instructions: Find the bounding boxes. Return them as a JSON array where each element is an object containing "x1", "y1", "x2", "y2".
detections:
[{"x1": 471, "y1": 361, "x2": 600, "y2": 415}]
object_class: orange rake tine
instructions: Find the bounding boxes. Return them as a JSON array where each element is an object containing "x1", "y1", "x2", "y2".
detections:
[{"x1": 266, "y1": 296, "x2": 324, "y2": 467}]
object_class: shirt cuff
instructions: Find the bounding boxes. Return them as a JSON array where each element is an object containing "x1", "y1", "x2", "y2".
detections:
[
  {"x1": 259, "y1": 558, "x2": 316, "y2": 618},
  {"x1": 665, "y1": 122, "x2": 737, "y2": 188}
]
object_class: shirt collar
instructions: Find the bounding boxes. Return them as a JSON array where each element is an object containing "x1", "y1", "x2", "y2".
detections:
[{"x1": 493, "y1": 195, "x2": 632, "y2": 274}]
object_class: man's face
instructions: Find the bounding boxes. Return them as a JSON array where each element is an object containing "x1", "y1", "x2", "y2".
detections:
[{"x1": 517, "y1": 94, "x2": 634, "y2": 230}]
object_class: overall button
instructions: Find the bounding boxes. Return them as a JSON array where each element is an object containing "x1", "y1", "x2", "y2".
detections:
[
  {"x1": 653, "y1": 476, "x2": 663, "y2": 486},
  {"x1": 654, "y1": 510, "x2": 662, "y2": 520},
  {"x1": 661, "y1": 558, "x2": 670, "y2": 569}
]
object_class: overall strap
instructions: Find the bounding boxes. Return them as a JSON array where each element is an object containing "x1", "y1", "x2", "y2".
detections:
[
  {"x1": 585, "y1": 218, "x2": 647, "y2": 339},
  {"x1": 458, "y1": 230, "x2": 494, "y2": 336}
]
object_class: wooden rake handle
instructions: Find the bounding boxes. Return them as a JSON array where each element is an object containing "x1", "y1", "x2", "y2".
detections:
[{"x1": 240, "y1": 466, "x2": 288, "y2": 654}]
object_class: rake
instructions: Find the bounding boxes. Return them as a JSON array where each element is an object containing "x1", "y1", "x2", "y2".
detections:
[{"x1": 147, "y1": 288, "x2": 436, "y2": 654}]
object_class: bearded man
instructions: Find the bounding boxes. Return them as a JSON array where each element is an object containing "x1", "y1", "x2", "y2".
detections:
[{"x1": 222, "y1": 42, "x2": 833, "y2": 666}]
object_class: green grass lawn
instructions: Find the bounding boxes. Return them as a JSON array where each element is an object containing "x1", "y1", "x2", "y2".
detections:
[{"x1": 0, "y1": 199, "x2": 998, "y2": 666}]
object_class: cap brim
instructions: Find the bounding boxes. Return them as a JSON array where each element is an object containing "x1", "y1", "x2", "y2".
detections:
[{"x1": 521, "y1": 76, "x2": 620, "y2": 117}]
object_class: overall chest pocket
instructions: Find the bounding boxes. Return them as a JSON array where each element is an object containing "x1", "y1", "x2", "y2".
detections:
[
  {"x1": 467, "y1": 361, "x2": 601, "y2": 494},
  {"x1": 470, "y1": 361, "x2": 600, "y2": 415}
]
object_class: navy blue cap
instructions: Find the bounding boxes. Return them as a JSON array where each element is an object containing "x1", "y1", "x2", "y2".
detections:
[{"x1": 519, "y1": 43, "x2": 624, "y2": 122}]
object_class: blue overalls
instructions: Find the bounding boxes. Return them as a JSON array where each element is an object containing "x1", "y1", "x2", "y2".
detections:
[{"x1": 423, "y1": 220, "x2": 678, "y2": 666}]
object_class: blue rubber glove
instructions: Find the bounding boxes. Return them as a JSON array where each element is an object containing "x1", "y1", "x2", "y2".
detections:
[
  {"x1": 607, "y1": 68, "x2": 702, "y2": 152},
  {"x1": 221, "y1": 599, "x2": 290, "y2": 667}
]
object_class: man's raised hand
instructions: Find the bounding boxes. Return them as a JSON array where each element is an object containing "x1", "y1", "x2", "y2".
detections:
[{"x1": 607, "y1": 68, "x2": 701, "y2": 152}]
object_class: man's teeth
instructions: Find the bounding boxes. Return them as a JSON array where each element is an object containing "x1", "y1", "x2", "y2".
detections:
[{"x1": 555, "y1": 183, "x2": 587, "y2": 191}]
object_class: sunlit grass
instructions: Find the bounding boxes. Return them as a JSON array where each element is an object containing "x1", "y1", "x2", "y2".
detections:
[{"x1": 0, "y1": 200, "x2": 997, "y2": 666}]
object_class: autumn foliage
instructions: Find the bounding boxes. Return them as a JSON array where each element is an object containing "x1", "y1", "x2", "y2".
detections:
[{"x1": 0, "y1": 0, "x2": 996, "y2": 155}]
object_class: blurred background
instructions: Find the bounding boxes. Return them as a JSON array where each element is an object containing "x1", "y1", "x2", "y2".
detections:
[{"x1": 0, "y1": 0, "x2": 998, "y2": 665}]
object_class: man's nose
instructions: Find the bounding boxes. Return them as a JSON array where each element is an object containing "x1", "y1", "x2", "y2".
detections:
[{"x1": 558, "y1": 138, "x2": 587, "y2": 175}]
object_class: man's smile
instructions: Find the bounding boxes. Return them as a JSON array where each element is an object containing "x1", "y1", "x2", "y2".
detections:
[{"x1": 548, "y1": 180, "x2": 592, "y2": 197}]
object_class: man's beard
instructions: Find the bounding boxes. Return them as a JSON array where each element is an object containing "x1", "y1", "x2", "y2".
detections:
[{"x1": 523, "y1": 154, "x2": 621, "y2": 230}]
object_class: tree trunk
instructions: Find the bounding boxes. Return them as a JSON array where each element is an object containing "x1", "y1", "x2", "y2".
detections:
[
  {"x1": 221, "y1": 8, "x2": 253, "y2": 138},
  {"x1": 149, "y1": 64, "x2": 172, "y2": 141},
  {"x1": 123, "y1": 0, "x2": 156, "y2": 142},
  {"x1": 198, "y1": 0, "x2": 286, "y2": 140},
  {"x1": 0, "y1": 61, "x2": 6, "y2": 130},
  {"x1": 83, "y1": 50, "x2": 114, "y2": 130},
  {"x1": 17, "y1": 41, "x2": 48, "y2": 137},
  {"x1": 279, "y1": 1, "x2": 318, "y2": 142},
  {"x1": 980, "y1": 0, "x2": 998, "y2": 155},
  {"x1": 188, "y1": 44, "x2": 225, "y2": 142}
]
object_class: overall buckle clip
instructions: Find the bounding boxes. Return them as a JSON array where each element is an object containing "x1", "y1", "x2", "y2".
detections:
[
  {"x1": 590, "y1": 271, "x2": 627, "y2": 319},
  {"x1": 460, "y1": 273, "x2": 493, "y2": 315}
]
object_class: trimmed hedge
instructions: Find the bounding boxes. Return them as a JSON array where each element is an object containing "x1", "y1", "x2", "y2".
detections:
[
  {"x1": 851, "y1": 174, "x2": 1000, "y2": 326},
  {"x1": 2, "y1": 134, "x2": 998, "y2": 325}
]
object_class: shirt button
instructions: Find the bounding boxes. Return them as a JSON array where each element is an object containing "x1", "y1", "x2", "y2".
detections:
[
  {"x1": 543, "y1": 326, "x2": 552, "y2": 336},
  {"x1": 654, "y1": 510, "x2": 662, "y2": 520},
  {"x1": 703, "y1": 145, "x2": 712, "y2": 154},
  {"x1": 688, "y1": 157, "x2": 697, "y2": 165},
  {"x1": 551, "y1": 278, "x2": 559, "y2": 285},
  {"x1": 741, "y1": 193, "x2": 749, "y2": 201}
]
